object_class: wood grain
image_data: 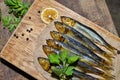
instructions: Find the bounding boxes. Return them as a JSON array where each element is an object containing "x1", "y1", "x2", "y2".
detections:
[{"x1": 0, "y1": 0, "x2": 119, "y2": 79}]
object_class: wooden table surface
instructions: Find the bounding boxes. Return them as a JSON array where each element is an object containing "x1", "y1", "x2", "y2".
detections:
[{"x1": 0, "y1": 0, "x2": 118, "y2": 79}]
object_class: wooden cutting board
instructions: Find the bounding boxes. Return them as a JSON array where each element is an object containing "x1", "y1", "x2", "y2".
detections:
[{"x1": 0, "y1": 0, "x2": 120, "y2": 79}]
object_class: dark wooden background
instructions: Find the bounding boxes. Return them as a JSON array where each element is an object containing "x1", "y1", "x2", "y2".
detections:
[{"x1": 0, "y1": 0, "x2": 119, "y2": 79}]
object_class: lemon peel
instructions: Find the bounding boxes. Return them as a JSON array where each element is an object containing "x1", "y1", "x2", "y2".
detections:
[{"x1": 41, "y1": 7, "x2": 59, "y2": 24}]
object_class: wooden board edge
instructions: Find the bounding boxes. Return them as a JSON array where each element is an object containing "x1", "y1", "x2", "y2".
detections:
[
  {"x1": 0, "y1": 0, "x2": 46, "y2": 79},
  {"x1": 0, "y1": 0, "x2": 120, "y2": 79}
]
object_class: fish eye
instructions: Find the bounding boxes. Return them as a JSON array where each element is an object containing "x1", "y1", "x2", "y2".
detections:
[{"x1": 66, "y1": 18, "x2": 71, "y2": 22}]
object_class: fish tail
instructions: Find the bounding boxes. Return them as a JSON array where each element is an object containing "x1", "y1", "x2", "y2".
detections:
[
  {"x1": 102, "y1": 71, "x2": 115, "y2": 80},
  {"x1": 103, "y1": 53, "x2": 114, "y2": 60},
  {"x1": 94, "y1": 53, "x2": 112, "y2": 66},
  {"x1": 94, "y1": 51, "x2": 114, "y2": 62},
  {"x1": 73, "y1": 69, "x2": 99, "y2": 80},
  {"x1": 106, "y1": 44, "x2": 117, "y2": 55},
  {"x1": 94, "y1": 50, "x2": 114, "y2": 60},
  {"x1": 104, "y1": 56, "x2": 112, "y2": 65},
  {"x1": 101, "y1": 65, "x2": 113, "y2": 71},
  {"x1": 94, "y1": 61, "x2": 111, "y2": 71},
  {"x1": 101, "y1": 55, "x2": 113, "y2": 63},
  {"x1": 103, "y1": 59, "x2": 112, "y2": 66},
  {"x1": 107, "y1": 44, "x2": 117, "y2": 51}
]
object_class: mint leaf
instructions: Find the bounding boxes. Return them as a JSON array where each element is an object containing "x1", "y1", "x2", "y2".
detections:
[
  {"x1": 2, "y1": 15, "x2": 12, "y2": 27},
  {"x1": 4, "y1": 0, "x2": 16, "y2": 6},
  {"x1": 65, "y1": 66, "x2": 74, "y2": 76},
  {"x1": 68, "y1": 55, "x2": 79, "y2": 64},
  {"x1": 49, "y1": 53, "x2": 60, "y2": 64},
  {"x1": 14, "y1": 17, "x2": 21, "y2": 24},
  {"x1": 59, "y1": 50, "x2": 68, "y2": 62},
  {"x1": 8, "y1": 24, "x2": 15, "y2": 32},
  {"x1": 5, "y1": 0, "x2": 30, "y2": 18},
  {"x1": 23, "y1": 2, "x2": 30, "y2": 9}
]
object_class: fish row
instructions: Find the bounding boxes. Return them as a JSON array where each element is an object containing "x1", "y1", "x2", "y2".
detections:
[
  {"x1": 61, "y1": 16, "x2": 117, "y2": 54},
  {"x1": 38, "y1": 16, "x2": 116, "y2": 80}
]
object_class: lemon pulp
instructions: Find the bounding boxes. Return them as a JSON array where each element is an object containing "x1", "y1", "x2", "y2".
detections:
[{"x1": 41, "y1": 8, "x2": 58, "y2": 24}]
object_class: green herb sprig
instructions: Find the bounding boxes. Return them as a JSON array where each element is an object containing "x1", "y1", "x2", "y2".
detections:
[
  {"x1": 1, "y1": 0, "x2": 30, "y2": 32},
  {"x1": 2, "y1": 15, "x2": 12, "y2": 27},
  {"x1": 4, "y1": 0, "x2": 30, "y2": 18},
  {"x1": 48, "y1": 50, "x2": 79, "y2": 80},
  {"x1": 2, "y1": 15, "x2": 21, "y2": 32}
]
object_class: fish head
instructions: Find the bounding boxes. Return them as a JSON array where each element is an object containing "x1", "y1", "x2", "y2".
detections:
[
  {"x1": 46, "y1": 39, "x2": 62, "y2": 49},
  {"x1": 43, "y1": 45, "x2": 55, "y2": 56},
  {"x1": 54, "y1": 21, "x2": 68, "y2": 33},
  {"x1": 61, "y1": 16, "x2": 76, "y2": 26},
  {"x1": 50, "y1": 31, "x2": 65, "y2": 42},
  {"x1": 38, "y1": 57, "x2": 51, "y2": 71}
]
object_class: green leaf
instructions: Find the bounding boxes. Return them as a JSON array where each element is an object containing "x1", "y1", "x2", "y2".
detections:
[
  {"x1": 5, "y1": 0, "x2": 30, "y2": 18},
  {"x1": 11, "y1": 0, "x2": 17, "y2": 4},
  {"x1": 2, "y1": 15, "x2": 12, "y2": 27},
  {"x1": 49, "y1": 53, "x2": 60, "y2": 64},
  {"x1": 8, "y1": 24, "x2": 15, "y2": 32},
  {"x1": 8, "y1": 8, "x2": 13, "y2": 14},
  {"x1": 65, "y1": 66, "x2": 74, "y2": 76},
  {"x1": 22, "y1": 2, "x2": 30, "y2": 9},
  {"x1": 68, "y1": 55, "x2": 79, "y2": 64},
  {"x1": 4, "y1": 0, "x2": 16, "y2": 6},
  {"x1": 15, "y1": 7, "x2": 24, "y2": 13},
  {"x1": 22, "y1": 2, "x2": 30, "y2": 16},
  {"x1": 59, "y1": 50, "x2": 68, "y2": 62},
  {"x1": 20, "y1": 9, "x2": 25, "y2": 17},
  {"x1": 48, "y1": 50, "x2": 79, "y2": 79},
  {"x1": 14, "y1": 17, "x2": 21, "y2": 24},
  {"x1": 9, "y1": 5, "x2": 20, "y2": 9}
]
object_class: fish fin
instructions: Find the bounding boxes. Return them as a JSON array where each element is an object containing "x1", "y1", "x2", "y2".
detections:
[{"x1": 106, "y1": 44, "x2": 118, "y2": 55}]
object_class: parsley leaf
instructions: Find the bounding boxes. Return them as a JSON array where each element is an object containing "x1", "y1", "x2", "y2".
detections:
[
  {"x1": 48, "y1": 50, "x2": 79, "y2": 79},
  {"x1": 68, "y1": 55, "x2": 79, "y2": 64},
  {"x1": 49, "y1": 53, "x2": 60, "y2": 64},
  {"x1": 59, "y1": 50, "x2": 68, "y2": 62},
  {"x1": 65, "y1": 66, "x2": 74, "y2": 76}
]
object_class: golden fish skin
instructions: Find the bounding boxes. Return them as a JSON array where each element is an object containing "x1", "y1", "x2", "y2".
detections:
[
  {"x1": 38, "y1": 57, "x2": 51, "y2": 73},
  {"x1": 61, "y1": 16, "x2": 117, "y2": 55},
  {"x1": 43, "y1": 45, "x2": 113, "y2": 79},
  {"x1": 50, "y1": 31, "x2": 112, "y2": 66},
  {"x1": 54, "y1": 21, "x2": 114, "y2": 59},
  {"x1": 45, "y1": 39, "x2": 112, "y2": 70}
]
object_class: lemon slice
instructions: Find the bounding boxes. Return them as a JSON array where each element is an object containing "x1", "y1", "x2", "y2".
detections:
[{"x1": 41, "y1": 8, "x2": 59, "y2": 24}]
